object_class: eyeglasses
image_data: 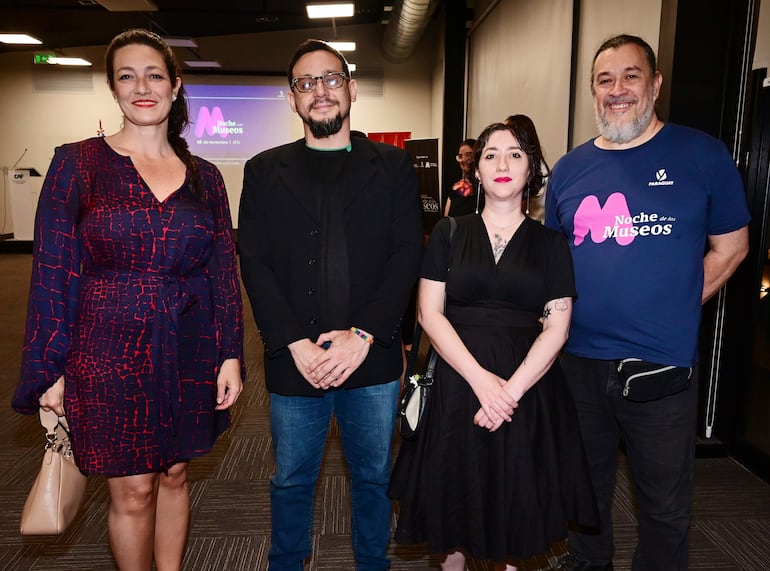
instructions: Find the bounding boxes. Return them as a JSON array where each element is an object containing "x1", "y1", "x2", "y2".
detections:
[
  {"x1": 456, "y1": 152, "x2": 473, "y2": 161},
  {"x1": 290, "y1": 71, "x2": 348, "y2": 93}
]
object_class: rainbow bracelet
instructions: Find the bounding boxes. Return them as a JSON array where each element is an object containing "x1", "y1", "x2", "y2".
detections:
[{"x1": 350, "y1": 327, "x2": 374, "y2": 345}]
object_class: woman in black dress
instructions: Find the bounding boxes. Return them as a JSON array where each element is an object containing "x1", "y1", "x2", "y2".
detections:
[{"x1": 390, "y1": 123, "x2": 597, "y2": 570}]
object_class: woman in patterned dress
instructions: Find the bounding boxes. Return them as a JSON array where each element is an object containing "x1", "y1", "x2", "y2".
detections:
[{"x1": 13, "y1": 30, "x2": 243, "y2": 570}]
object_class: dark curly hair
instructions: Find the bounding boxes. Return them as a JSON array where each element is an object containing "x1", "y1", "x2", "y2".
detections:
[
  {"x1": 105, "y1": 29, "x2": 203, "y2": 200},
  {"x1": 504, "y1": 114, "x2": 550, "y2": 195},
  {"x1": 474, "y1": 122, "x2": 547, "y2": 198}
]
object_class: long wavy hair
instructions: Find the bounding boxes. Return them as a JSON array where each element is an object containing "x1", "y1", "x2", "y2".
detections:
[{"x1": 105, "y1": 29, "x2": 203, "y2": 200}]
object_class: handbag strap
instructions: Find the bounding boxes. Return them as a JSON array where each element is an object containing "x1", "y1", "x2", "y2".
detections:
[
  {"x1": 38, "y1": 408, "x2": 71, "y2": 438},
  {"x1": 405, "y1": 216, "x2": 456, "y2": 378},
  {"x1": 38, "y1": 409, "x2": 60, "y2": 433}
]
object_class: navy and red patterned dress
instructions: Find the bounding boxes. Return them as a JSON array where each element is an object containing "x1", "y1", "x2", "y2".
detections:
[{"x1": 12, "y1": 137, "x2": 243, "y2": 476}]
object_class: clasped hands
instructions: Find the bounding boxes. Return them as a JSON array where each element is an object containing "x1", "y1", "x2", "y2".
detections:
[
  {"x1": 289, "y1": 329, "x2": 371, "y2": 390},
  {"x1": 470, "y1": 370, "x2": 520, "y2": 432}
]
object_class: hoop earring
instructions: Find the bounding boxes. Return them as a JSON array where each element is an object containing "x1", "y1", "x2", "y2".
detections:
[{"x1": 475, "y1": 181, "x2": 482, "y2": 214}]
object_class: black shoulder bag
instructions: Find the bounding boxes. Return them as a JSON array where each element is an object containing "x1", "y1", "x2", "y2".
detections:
[{"x1": 398, "y1": 217, "x2": 455, "y2": 439}]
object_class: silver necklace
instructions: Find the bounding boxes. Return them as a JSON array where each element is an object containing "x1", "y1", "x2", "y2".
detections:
[{"x1": 482, "y1": 213, "x2": 524, "y2": 231}]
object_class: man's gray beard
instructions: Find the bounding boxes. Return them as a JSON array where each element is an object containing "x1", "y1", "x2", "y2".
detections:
[
  {"x1": 595, "y1": 94, "x2": 655, "y2": 145},
  {"x1": 306, "y1": 114, "x2": 344, "y2": 139}
]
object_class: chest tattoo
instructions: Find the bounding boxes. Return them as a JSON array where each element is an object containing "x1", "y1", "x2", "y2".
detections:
[{"x1": 492, "y1": 233, "x2": 508, "y2": 263}]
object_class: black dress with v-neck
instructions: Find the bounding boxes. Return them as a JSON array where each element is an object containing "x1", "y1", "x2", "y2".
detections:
[{"x1": 389, "y1": 214, "x2": 598, "y2": 561}]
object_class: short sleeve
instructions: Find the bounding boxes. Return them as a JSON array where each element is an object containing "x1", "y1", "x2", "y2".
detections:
[
  {"x1": 420, "y1": 217, "x2": 453, "y2": 282},
  {"x1": 705, "y1": 142, "x2": 751, "y2": 235},
  {"x1": 544, "y1": 229, "x2": 577, "y2": 302}
]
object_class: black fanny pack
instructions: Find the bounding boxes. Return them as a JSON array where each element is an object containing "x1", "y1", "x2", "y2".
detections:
[{"x1": 616, "y1": 358, "x2": 693, "y2": 402}]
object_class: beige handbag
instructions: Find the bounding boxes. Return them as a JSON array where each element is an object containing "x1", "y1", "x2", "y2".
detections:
[{"x1": 19, "y1": 409, "x2": 87, "y2": 535}]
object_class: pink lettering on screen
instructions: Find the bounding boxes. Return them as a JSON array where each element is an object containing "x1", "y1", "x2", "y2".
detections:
[
  {"x1": 194, "y1": 106, "x2": 228, "y2": 138},
  {"x1": 573, "y1": 192, "x2": 634, "y2": 246}
]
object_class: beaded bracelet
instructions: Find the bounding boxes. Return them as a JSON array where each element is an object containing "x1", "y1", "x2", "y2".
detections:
[{"x1": 350, "y1": 327, "x2": 374, "y2": 345}]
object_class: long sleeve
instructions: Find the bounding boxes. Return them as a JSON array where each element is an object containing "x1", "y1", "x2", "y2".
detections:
[
  {"x1": 202, "y1": 162, "x2": 244, "y2": 367},
  {"x1": 348, "y1": 148, "x2": 423, "y2": 344},
  {"x1": 239, "y1": 151, "x2": 308, "y2": 354},
  {"x1": 13, "y1": 145, "x2": 82, "y2": 414}
]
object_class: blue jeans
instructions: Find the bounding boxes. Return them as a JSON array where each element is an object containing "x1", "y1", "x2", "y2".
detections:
[
  {"x1": 268, "y1": 380, "x2": 400, "y2": 571},
  {"x1": 561, "y1": 352, "x2": 698, "y2": 571}
]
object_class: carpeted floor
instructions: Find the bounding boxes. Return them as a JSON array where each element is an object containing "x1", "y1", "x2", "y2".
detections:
[{"x1": 1, "y1": 253, "x2": 768, "y2": 570}]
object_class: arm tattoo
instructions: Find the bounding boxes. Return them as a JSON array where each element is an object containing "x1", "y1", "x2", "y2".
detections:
[{"x1": 543, "y1": 299, "x2": 569, "y2": 320}]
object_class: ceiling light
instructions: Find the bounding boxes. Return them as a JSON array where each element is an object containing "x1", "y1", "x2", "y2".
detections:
[
  {"x1": 306, "y1": 3, "x2": 355, "y2": 19},
  {"x1": 347, "y1": 63, "x2": 356, "y2": 72},
  {"x1": 328, "y1": 41, "x2": 356, "y2": 52},
  {"x1": 184, "y1": 60, "x2": 222, "y2": 68},
  {"x1": 93, "y1": 0, "x2": 158, "y2": 11},
  {"x1": 163, "y1": 37, "x2": 198, "y2": 48},
  {"x1": 0, "y1": 34, "x2": 42, "y2": 45},
  {"x1": 48, "y1": 56, "x2": 93, "y2": 66}
]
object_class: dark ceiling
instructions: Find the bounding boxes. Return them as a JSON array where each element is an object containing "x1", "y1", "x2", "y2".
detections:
[{"x1": 0, "y1": 0, "x2": 390, "y2": 53}]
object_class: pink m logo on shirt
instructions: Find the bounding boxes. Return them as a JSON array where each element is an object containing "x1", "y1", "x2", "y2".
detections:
[
  {"x1": 194, "y1": 106, "x2": 228, "y2": 138},
  {"x1": 573, "y1": 192, "x2": 634, "y2": 246}
]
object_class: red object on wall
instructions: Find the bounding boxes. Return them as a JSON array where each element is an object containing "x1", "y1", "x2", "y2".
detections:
[{"x1": 367, "y1": 132, "x2": 411, "y2": 149}]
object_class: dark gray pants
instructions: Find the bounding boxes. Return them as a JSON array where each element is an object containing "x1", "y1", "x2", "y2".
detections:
[{"x1": 561, "y1": 352, "x2": 698, "y2": 571}]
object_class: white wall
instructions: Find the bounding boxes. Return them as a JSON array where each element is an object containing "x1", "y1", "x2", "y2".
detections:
[
  {"x1": 463, "y1": 0, "x2": 661, "y2": 167},
  {"x1": 571, "y1": 0, "x2": 663, "y2": 149},
  {"x1": 467, "y1": 0, "x2": 573, "y2": 165},
  {"x1": 0, "y1": 23, "x2": 438, "y2": 232},
  {"x1": 754, "y1": 0, "x2": 770, "y2": 71}
]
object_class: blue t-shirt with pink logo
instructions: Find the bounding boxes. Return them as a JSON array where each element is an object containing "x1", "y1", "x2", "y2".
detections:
[{"x1": 545, "y1": 123, "x2": 750, "y2": 366}]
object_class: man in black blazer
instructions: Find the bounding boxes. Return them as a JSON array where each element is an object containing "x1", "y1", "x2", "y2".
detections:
[{"x1": 239, "y1": 39, "x2": 423, "y2": 571}]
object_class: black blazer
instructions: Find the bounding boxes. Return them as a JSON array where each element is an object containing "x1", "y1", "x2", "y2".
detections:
[{"x1": 239, "y1": 137, "x2": 424, "y2": 396}]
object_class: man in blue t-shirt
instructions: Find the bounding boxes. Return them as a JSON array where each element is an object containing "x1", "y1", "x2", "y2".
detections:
[{"x1": 545, "y1": 34, "x2": 750, "y2": 571}]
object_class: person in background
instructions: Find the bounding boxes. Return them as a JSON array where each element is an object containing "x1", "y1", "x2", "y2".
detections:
[
  {"x1": 504, "y1": 114, "x2": 550, "y2": 221},
  {"x1": 390, "y1": 122, "x2": 598, "y2": 571},
  {"x1": 545, "y1": 34, "x2": 750, "y2": 571},
  {"x1": 444, "y1": 138, "x2": 478, "y2": 216},
  {"x1": 238, "y1": 39, "x2": 423, "y2": 571},
  {"x1": 12, "y1": 29, "x2": 243, "y2": 571}
]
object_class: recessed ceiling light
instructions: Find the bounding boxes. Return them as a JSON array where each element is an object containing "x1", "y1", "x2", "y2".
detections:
[
  {"x1": 306, "y1": 3, "x2": 354, "y2": 19},
  {"x1": 328, "y1": 41, "x2": 356, "y2": 52},
  {"x1": 48, "y1": 56, "x2": 93, "y2": 66},
  {"x1": 0, "y1": 34, "x2": 43, "y2": 45},
  {"x1": 347, "y1": 63, "x2": 357, "y2": 72},
  {"x1": 93, "y1": 0, "x2": 158, "y2": 11},
  {"x1": 163, "y1": 37, "x2": 198, "y2": 48},
  {"x1": 184, "y1": 60, "x2": 222, "y2": 68}
]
